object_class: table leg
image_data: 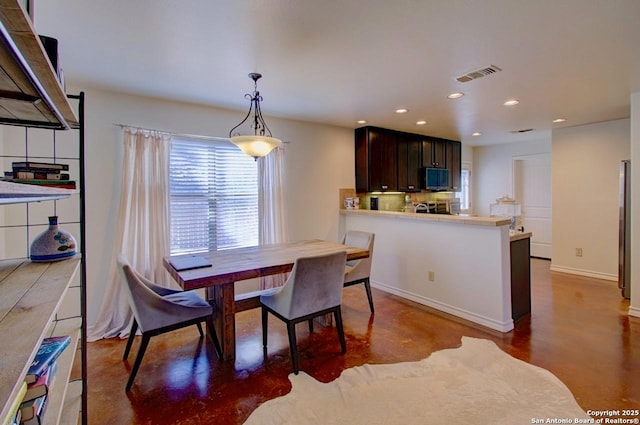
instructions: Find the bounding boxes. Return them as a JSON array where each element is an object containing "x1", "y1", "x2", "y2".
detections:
[{"x1": 206, "y1": 282, "x2": 236, "y2": 360}]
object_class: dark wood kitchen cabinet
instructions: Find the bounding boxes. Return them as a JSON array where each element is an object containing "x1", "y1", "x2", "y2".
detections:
[
  {"x1": 447, "y1": 140, "x2": 462, "y2": 191},
  {"x1": 355, "y1": 126, "x2": 461, "y2": 193},
  {"x1": 355, "y1": 126, "x2": 397, "y2": 192},
  {"x1": 397, "y1": 134, "x2": 422, "y2": 192},
  {"x1": 422, "y1": 137, "x2": 447, "y2": 169},
  {"x1": 510, "y1": 236, "x2": 531, "y2": 321}
]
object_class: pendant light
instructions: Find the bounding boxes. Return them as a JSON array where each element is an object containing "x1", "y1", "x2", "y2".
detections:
[{"x1": 228, "y1": 73, "x2": 282, "y2": 159}]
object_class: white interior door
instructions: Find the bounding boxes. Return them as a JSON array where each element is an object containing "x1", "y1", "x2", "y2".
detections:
[{"x1": 513, "y1": 154, "x2": 552, "y2": 259}]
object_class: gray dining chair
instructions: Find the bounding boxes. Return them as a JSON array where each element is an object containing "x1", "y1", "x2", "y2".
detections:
[
  {"x1": 342, "y1": 230, "x2": 376, "y2": 313},
  {"x1": 260, "y1": 251, "x2": 348, "y2": 374},
  {"x1": 117, "y1": 254, "x2": 222, "y2": 391}
]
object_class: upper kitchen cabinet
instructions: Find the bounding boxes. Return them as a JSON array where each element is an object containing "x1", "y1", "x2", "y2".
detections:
[
  {"x1": 355, "y1": 126, "x2": 461, "y2": 193},
  {"x1": 355, "y1": 126, "x2": 398, "y2": 192},
  {"x1": 422, "y1": 137, "x2": 447, "y2": 169},
  {"x1": 447, "y1": 140, "x2": 462, "y2": 191},
  {"x1": 0, "y1": 1, "x2": 79, "y2": 129},
  {"x1": 397, "y1": 133, "x2": 422, "y2": 192}
]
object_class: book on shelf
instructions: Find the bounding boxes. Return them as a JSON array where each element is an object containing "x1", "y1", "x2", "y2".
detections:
[
  {"x1": 18, "y1": 394, "x2": 46, "y2": 425},
  {"x1": 22, "y1": 362, "x2": 57, "y2": 404},
  {"x1": 25, "y1": 336, "x2": 70, "y2": 385},
  {"x1": 6, "y1": 171, "x2": 70, "y2": 181},
  {"x1": 11, "y1": 161, "x2": 69, "y2": 171},
  {"x1": 0, "y1": 381, "x2": 26, "y2": 425},
  {"x1": 1, "y1": 179, "x2": 76, "y2": 190}
]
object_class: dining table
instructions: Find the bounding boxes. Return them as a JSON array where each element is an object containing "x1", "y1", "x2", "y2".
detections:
[{"x1": 163, "y1": 239, "x2": 370, "y2": 360}]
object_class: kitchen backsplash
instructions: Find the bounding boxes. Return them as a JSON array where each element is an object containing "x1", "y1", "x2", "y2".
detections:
[{"x1": 340, "y1": 189, "x2": 459, "y2": 211}]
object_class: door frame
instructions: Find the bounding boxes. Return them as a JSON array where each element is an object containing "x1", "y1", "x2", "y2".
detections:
[{"x1": 512, "y1": 153, "x2": 552, "y2": 259}]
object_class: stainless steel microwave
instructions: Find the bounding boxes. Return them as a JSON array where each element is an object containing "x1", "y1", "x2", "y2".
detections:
[{"x1": 424, "y1": 168, "x2": 449, "y2": 190}]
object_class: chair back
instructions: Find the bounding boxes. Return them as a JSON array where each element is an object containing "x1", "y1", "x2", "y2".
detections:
[
  {"x1": 117, "y1": 254, "x2": 202, "y2": 333},
  {"x1": 343, "y1": 230, "x2": 375, "y2": 281},
  {"x1": 274, "y1": 251, "x2": 347, "y2": 319}
]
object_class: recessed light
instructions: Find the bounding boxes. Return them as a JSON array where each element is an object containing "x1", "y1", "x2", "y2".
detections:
[
  {"x1": 552, "y1": 118, "x2": 566, "y2": 123},
  {"x1": 447, "y1": 92, "x2": 464, "y2": 99},
  {"x1": 357, "y1": 120, "x2": 367, "y2": 124},
  {"x1": 503, "y1": 99, "x2": 519, "y2": 106},
  {"x1": 472, "y1": 132, "x2": 481, "y2": 136},
  {"x1": 395, "y1": 108, "x2": 408, "y2": 114},
  {"x1": 416, "y1": 120, "x2": 427, "y2": 125}
]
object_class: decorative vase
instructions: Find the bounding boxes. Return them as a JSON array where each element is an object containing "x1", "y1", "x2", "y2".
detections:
[{"x1": 30, "y1": 216, "x2": 77, "y2": 262}]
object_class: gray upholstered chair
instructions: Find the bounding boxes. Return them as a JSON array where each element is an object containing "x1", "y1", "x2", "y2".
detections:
[
  {"x1": 342, "y1": 230, "x2": 376, "y2": 313},
  {"x1": 117, "y1": 254, "x2": 222, "y2": 391},
  {"x1": 260, "y1": 251, "x2": 348, "y2": 374}
]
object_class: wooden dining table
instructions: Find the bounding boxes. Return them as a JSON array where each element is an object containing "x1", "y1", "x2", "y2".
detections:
[{"x1": 163, "y1": 239, "x2": 370, "y2": 360}]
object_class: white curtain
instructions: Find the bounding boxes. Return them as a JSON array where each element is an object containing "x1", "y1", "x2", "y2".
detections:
[
  {"x1": 87, "y1": 127, "x2": 172, "y2": 341},
  {"x1": 258, "y1": 145, "x2": 289, "y2": 289}
]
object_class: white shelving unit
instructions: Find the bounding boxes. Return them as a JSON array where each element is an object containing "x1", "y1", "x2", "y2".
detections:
[{"x1": 0, "y1": 1, "x2": 86, "y2": 424}]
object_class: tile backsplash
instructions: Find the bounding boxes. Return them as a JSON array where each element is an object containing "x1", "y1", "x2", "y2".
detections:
[{"x1": 340, "y1": 189, "x2": 458, "y2": 212}]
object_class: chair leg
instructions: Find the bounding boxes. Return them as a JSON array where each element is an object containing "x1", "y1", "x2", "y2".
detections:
[
  {"x1": 363, "y1": 278, "x2": 375, "y2": 314},
  {"x1": 126, "y1": 333, "x2": 150, "y2": 392},
  {"x1": 286, "y1": 322, "x2": 300, "y2": 374},
  {"x1": 123, "y1": 318, "x2": 138, "y2": 361},
  {"x1": 205, "y1": 316, "x2": 223, "y2": 359},
  {"x1": 261, "y1": 306, "x2": 268, "y2": 348},
  {"x1": 333, "y1": 307, "x2": 347, "y2": 354},
  {"x1": 196, "y1": 322, "x2": 204, "y2": 338}
]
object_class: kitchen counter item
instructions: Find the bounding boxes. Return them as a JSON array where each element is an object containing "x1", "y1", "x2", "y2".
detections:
[
  {"x1": 370, "y1": 196, "x2": 379, "y2": 210},
  {"x1": 490, "y1": 196, "x2": 522, "y2": 231}
]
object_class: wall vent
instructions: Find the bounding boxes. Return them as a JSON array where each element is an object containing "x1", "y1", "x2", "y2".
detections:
[
  {"x1": 509, "y1": 128, "x2": 535, "y2": 134},
  {"x1": 456, "y1": 64, "x2": 502, "y2": 83}
]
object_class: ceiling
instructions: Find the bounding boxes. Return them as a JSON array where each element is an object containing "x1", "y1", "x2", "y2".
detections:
[{"x1": 34, "y1": 0, "x2": 640, "y2": 146}]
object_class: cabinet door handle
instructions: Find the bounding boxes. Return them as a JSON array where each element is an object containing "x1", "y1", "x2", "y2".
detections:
[
  {"x1": 381, "y1": 185, "x2": 389, "y2": 190},
  {"x1": 408, "y1": 185, "x2": 415, "y2": 190}
]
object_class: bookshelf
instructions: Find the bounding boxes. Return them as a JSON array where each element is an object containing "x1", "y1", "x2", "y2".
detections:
[
  {"x1": 0, "y1": 1, "x2": 86, "y2": 424},
  {"x1": 0, "y1": 259, "x2": 81, "y2": 425}
]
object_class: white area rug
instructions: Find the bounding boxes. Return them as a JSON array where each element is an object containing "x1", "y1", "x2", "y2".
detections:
[{"x1": 244, "y1": 337, "x2": 591, "y2": 424}]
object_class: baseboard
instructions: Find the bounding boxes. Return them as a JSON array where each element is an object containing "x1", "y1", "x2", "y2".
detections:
[
  {"x1": 371, "y1": 281, "x2": 514, "y2": 333},
  {"x1": 628, "y1": 305, "x2": 640, "y2": 318},
  {"x1": 549, "y1": 265, "x2": 617, "y2": 282}
]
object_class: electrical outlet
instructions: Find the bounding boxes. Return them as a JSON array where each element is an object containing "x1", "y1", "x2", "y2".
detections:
[
  {"x1": 575, "y1": 248, "x2": 583, "y2": 257},
  {"x1": 428, "y1": 271, "x2": 435, "y2": 282}
]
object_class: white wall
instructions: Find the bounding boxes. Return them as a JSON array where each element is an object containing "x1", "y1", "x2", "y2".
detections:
[
  {"x1": 343, "y1": 212, "x2": 513, "y2": 332},
  {"x1": 472, "y1": 138, "x2": 551, "y2": 217},
  {"x1": 551, "y1": 119, "x2": 630, "y2": 279},
  {"x1": 67, "y1": 85, "x2": 354, "y2": 324}
]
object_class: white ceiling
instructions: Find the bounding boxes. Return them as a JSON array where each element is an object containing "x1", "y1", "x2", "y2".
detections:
[{"x1": 34, "y1": 0, "x2": 640, "y2": 146}]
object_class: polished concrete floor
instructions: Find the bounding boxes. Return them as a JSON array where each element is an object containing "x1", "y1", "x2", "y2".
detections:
[{"x1": 86, "y1": 259, "x2": 640, "y2": 424}]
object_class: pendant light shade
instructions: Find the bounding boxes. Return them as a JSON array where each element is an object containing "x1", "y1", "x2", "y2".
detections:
[{"x1": 229, "y1": 73, "x2": 282, "y2": 159}]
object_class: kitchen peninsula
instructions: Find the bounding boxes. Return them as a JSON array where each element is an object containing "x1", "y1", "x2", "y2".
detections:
[{"x1": 339, "y1": 209, "x2": 532, "y2": 332}]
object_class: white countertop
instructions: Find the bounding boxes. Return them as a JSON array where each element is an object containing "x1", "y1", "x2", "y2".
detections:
[
  {"x1": 509, "y1": 231, "x2": 533, "y2": 242},
  {"x1": 340, "y1": 208, "x2": 512, "y2": 227}
]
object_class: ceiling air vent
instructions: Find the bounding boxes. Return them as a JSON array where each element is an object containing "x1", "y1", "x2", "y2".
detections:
[
  {"x1": 456, "y1": 64, "x2": 502, "y2": 83},
  {"x1": 510, "y1": 128, "x2": 535, "y2": 134}
]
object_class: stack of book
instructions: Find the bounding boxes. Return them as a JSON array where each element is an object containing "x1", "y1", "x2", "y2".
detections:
[
  {"x1": 2, "y1": 161, "x2": 75, "y2": 190},
  {"x1": 14, "y1": 336, "x2": 70, "y2": 425}
]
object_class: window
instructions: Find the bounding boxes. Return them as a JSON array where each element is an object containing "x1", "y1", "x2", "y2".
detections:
[
  {"x1": 169, "y1": 136, "x2": 258, "y2": 255},
  {"x1": 460, "y1": 168, "x2": 471, "y2": 212}
]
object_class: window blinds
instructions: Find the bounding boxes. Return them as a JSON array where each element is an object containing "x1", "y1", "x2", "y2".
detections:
[{"x1": 169, "y1": 137, "x2": 258, "y2": 255}]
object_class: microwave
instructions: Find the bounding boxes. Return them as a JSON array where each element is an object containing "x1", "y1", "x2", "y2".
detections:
[{"x1": 424, "y1": 168, "x2": 449, "y2": 190}]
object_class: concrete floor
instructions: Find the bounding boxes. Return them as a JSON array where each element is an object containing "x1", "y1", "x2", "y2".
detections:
[{"x1": 84, "y1": 259, "x2": 640, "y2": 424}]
